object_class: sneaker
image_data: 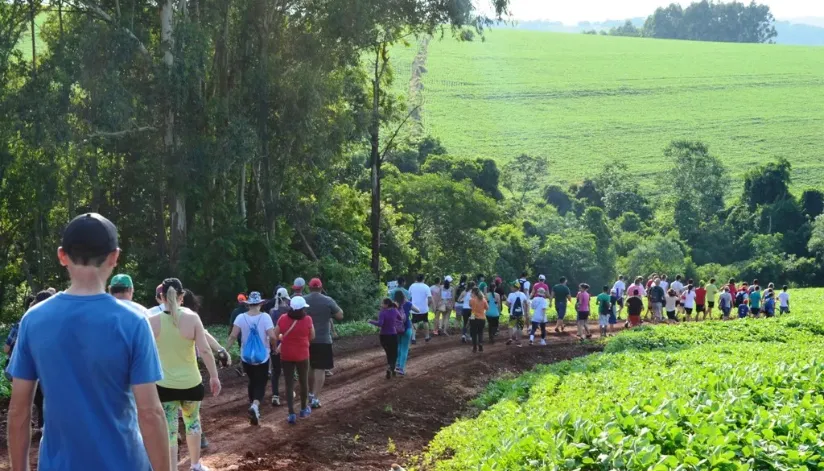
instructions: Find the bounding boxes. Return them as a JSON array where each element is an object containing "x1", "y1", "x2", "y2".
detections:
[
  {"x1": 299, "y1": 406, "x2": 312, "y2": 418},
  {"x1": 249, "y1": 404, "x2": 260, "y2": 426},
  {"x1": 386, "y1": 368, "x2": 392, "y2": 379},
  {"x1": 287, "y1": 413, "x2": 297, "y2": 425},
  {"x1": 325, "y1": 369, "x2": 333, "y2": 377},
  {"x1": 529, "y1": 339, "x2": 534, "y2": 346},
  {"x1": 411, "y1": 339, "x2": 416, "y2": 345},
  {"x1": 425, "y1": 336, "x2": 431, "y2": 343},
  {"x1": 478, "y1": 344, "x2": 484, "y2": 352},
  {"x1": 539, "y1": 339, "x2": 547, "y2": 346},
  {"x1": 311, "y1": 397, "x2": 322, "y2": 409},
  {"x1": 395, "y1": 368, "x2": 406, "y2": 376},
  {"x1": 271, "y1": 395, "x2": 281, "y2": 407},
  {"x1": 191, "y1": 463, "x2": 211, "y2": 471},
  {"x1": 200, "y1": 435, "x2": 209, "y2": 449}
]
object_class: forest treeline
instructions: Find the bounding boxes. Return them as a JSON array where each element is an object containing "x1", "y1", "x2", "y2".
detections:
[
  {"x1": 584, "y1": 0, "x2": 777, "y2": 43},
  {"x1": 1, "y1": 0, "x2": 821, "y2": 326}
]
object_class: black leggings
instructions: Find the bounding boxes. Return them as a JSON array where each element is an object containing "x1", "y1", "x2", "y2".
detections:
[
  {"x1": 487, "y1": 317, "x2": 500, "y2": 340},
  {"x1": 379, "y1": 334, "x2": 399, "y2": 370},
  {"x1": 281, "y1": 360, "x2": 309, "y2": 414},
  {"x1": 34, "y1": 383, "x2": 44, "y2": 428},
  {"x1": 462, "y1": 309, "x2": 471, "y2": 335},
  {"x1": 242, "y1": 360, "x2": 270, "y2": 404},
  {"x1": 270, "y1": 353, "x2": 281, "y2": 397},
  {"x1": 530, "y1": 322, "x2": 547, "y2": 339},
  {"x1": 469, "y1": 318, "x2": 485, "y2": 347}
]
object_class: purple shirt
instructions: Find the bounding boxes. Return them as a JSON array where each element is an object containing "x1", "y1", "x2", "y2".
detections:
[{"x1": 370, "y1": 308, "x2": 404, "y2": 335}]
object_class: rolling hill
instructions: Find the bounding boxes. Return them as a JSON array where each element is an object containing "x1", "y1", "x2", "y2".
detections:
[{"x1": 390, "y1": 30, "x2": 824, "y2": 191}]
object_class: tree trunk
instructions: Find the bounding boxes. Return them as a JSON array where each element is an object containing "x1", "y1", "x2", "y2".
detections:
[
  {"x1": 369, "y1": 46, "x2": 381, "y2": 278},
  {"x1": 28, "y1": 0, "x2": 36, "y2": 73},
  {"x1": 238, "y1": 164, "x2": 246, "y2": 220}
]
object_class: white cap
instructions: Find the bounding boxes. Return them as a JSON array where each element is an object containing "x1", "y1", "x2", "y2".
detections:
[
  {"x1": 444, "y1": 275, "x2": 453, "y2": 282},
  {"x1": 538, "y1": 274, "x2": 546, "y2": 281},
  {"x1": 293, "y1": 277, "x2": 306, "y2": 288},
  {"x1": 290, "y1": 296, "x2": 309, "y2": 310}
]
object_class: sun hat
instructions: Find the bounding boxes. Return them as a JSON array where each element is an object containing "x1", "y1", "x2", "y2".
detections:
[
  {"x1": 246, "y1": 291, "x2": 264, "y2": 305},
  {"x1": 537, "y1": 288, "x2": 547, "y2": 296},
  {"x1": 110, "y1": 274, "x2": 133, "y2": 289},
  {"x1": 290, "y1": 296, "x2": 310, "y2": 310},
  {"x1": 309, "y1": 278, "x2": 323, "y2": 289}
]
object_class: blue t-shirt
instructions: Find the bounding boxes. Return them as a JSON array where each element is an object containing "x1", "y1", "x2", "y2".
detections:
[
  {"x1": 7, "y1": 292, "x2": 162, "y2": 471},
  {"x1": 738, "y1": 304, "x2": 750, "y2": 318}
]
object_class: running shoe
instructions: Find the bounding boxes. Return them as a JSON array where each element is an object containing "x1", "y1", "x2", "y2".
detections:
[
  {"x1": 310, "y1": 397, "x2": 322, "y2": 409},
  {"x1": 529, "y1": 339, "x2": 534, "y2": 346},
  {"x1": 325, "y1": 369, "x2": 333, "y2": 377},
  {"x1": 539, "y1": 339, "x2": 547, "y2": 346},
  {"x1": 395, "y1": 368, "x2": 405, "y2": 376},
  {"x1": 271, "y1": 395, "x2": 281, "y2": 407},
  {"x1": 191, "y1": 463, "x2": 211, "y2": 471},
  {"x1": 478, "y1": 344, "x2": 484, "y2": 352},
  {"x1": 287, "y1": 413, "x2": 297, "y2": 425},
  {"x1": 461, "y1": 335, "x2": 467, "y2": 344},
  {"x1": 425, "y1": 336, "x2": 431, "y2": 343},
  {"x1": 411, "y1": 339, "x2": 416, "y2": 345},
  {"x1": 299, "y1": 406, "x2": 312, "y2": 418},
  {"x1": 200, "y1": 435, "x2": 209, "y2": 449},
  {"x1": 249, "y1": 404, "x2": 260, "y2": 426}
]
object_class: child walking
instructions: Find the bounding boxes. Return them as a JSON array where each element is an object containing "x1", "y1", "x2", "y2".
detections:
[
  {"x1": 778, "y1": 285, "x2": 790, "y2": 314},
  {"x1": 370, "y1": 298, "x2": 404, "y2": 379},
  {"x1": 718, "y1": 287, "x2": 733, "y2": 320},
  {"x1": 468, "y1": 288, "x2": 488, "y2": 353},
  {"x1": 596, "y1": 286, "x2": 611, "y2": 337},
  {"x1": 576, "y1": 284, "x2": 592, "y2": 340},
  {"x1": 529, "y1": 288, "x2": 549, "y2": 346},
  {"x1": 393, "y1": 290, "x2": 418, "y2": 376}
]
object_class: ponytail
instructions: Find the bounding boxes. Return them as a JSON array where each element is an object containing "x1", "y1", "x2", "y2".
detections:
[{"x1": 161, "y1": 277, "x2": 185, "y2": 329}]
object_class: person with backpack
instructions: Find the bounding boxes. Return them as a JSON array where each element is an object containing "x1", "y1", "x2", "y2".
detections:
[
  {"x1": 506, "y1": 281, "x2": 529, "y2": 347},
  {"x1": 150, "y1": 279, "x2": 221, "y2": 471},
  {"x1": 551, "y1": 277, "x2": 572, "y2": 333},
  {"x1": 370, "y1": 298, "x2": 405, "y2": 378},
  {"x1": 268, "y1": 288, "x2": 291, "y2": 407},
  {"x1": 438, "y1": 276, "x2": 454, "y2": 336},
  {"x1": 272, "y1": 296, "x2": 315, "y2": 424},
  {"x1": 393, "y1": 290, "x2": 418, "y2": 376},
  {"x1": 518, "y1": 272, "x2": 531, "y2": 298},
  {"x1": 718, "y1": 286, "x2": 733, "y2": 320},
  {"x1": 225, "y1": 291, "x2": 276, "y2": 426}
]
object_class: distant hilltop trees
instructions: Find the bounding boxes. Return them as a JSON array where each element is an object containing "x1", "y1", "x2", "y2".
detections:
[{"x1": 583, "y1": 0, "x2": 777, "y2": 44}]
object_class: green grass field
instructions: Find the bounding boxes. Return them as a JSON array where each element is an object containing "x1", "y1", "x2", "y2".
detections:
[{"x1": 392, "y1": 30, "x2": 824, "y2": 191}]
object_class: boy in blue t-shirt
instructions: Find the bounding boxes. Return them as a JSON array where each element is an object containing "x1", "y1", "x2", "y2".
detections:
[
  {"x1": 6, "y1": 214, "x2": 170, "y2": 471},
  {"x1": 737, "y1": 303, "x2": 750, "y2": 319}
]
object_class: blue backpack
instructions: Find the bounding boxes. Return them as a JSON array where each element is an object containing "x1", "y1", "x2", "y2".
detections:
[{"x1": 241, "y1": 316, "x2": 268, "y2": 365}]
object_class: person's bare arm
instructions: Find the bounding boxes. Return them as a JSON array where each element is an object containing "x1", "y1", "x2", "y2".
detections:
[
  {"x1": 193, "y1": 318, "x2": 221, "y2": 396},
  {"x1": 203, "y1": 329, "x2": 221, "y2": 352},
  {"x1": 8, "y1": 378, "x2": 36, "y2": 471},
  {"x1": 333, "y1": 309, "x2": 343, "y2": 321},
  {"x1": 310, "y1": 325, "x2": 316, "y2": 341},
  {"x1": 225, "y1": 325, "x2": 241, "y2": 351},
  {"x1": 3, "y1": 344, "x2": 9, "y2": 354},
  {"x1": 271, "y1": 325, "x2": 281, "y2": 351},
  {"x1": 133, "y1": 383, "x2": 172, "y2": 471}
]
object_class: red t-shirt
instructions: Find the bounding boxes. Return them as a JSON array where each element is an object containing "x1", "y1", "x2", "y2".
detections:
[
  {"x1": 695, "y1": 287, "x2": 707, "y2": 305},
  {"x1": 277, "y1": 314, "x2": 313, "y2": 362},
  {"x1": 532, "y1": 282, "x2": 549, "y2": 296},
  {"x1": 646, "y1": 279, "x2": 655, "y2": 290}
]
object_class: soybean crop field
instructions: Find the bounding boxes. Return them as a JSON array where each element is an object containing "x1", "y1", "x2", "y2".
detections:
[
  {"x1": 416, "y1": 288, "x2": 824, "y2": 470},
  {"x1": 392, "y1": 30, "x2": 824, "y2": 191}
]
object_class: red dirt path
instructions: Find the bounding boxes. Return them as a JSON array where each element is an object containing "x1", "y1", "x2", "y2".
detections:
[{"x1": 0, "y1": 326, "x2": 609, "y2": 470}]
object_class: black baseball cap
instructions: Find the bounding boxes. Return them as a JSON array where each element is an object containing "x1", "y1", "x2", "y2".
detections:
[{"x1": 61, "y1": 213, "x2": 118, "y2": 261}]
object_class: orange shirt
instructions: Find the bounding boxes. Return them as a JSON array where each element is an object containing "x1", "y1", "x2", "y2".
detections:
[{"x1": 469, "y1": 297, "x2": 489, "y2": 320}]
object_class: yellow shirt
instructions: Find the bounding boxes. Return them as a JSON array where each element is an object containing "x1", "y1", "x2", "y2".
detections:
[{"x1": 156, "y1": 313, "x2": 202, "y2": 390}]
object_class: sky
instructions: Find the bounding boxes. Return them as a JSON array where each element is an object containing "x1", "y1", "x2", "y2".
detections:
[{"x1": 492, "y1": 0, "x2": 824, "y2": 25}]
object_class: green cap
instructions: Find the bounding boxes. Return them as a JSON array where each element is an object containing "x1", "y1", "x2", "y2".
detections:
[
  {"x1": 511, "y1": 280, "x2": 520, "y2": 288},
  {"x1": 110, "y1": 274, "x2": 134, "y2": 288}
]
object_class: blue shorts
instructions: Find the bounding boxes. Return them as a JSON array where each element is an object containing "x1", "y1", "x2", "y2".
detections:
[
  {"x1": 556, "y1": 303, "x2": 567, "y2": 319},
  {"x1": 608, "y1": 311, "x2": 617, "y2": 324}
]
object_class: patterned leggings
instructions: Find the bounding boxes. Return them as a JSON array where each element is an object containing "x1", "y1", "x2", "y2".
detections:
[{"x1": 162, "y1": 401, "x2": 202, "y2": 445}]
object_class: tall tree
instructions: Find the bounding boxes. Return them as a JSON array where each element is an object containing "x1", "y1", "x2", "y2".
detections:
[
  {"x1": 665, "y1": 140, "x2": 728, "y2": 223},
  {"x1": 501, "y1": 153, "x2": 548, "y2": 205}
]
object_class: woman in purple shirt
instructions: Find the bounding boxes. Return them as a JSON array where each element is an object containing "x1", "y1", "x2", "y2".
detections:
[{"x1": 370, "y1": 298, "x2": 404, "y2": 379}]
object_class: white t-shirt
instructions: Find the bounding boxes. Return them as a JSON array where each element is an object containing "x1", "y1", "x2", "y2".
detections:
[
  {"x1": 530, "y1": 297, "x2": 548, "y2": 323},
  {"x1": 462, "y1": 289, "x2": 472, "y2": 309},
  {"x1": 119, "y1": 299, "x2": 149, "y2": 318},
  {"x1": 778, "y1": 292, "x2": 790, "y2": 307},
  {"x1": 665, "y1": 295, "x2": 677, "y2": 311},
  {"x1": 409, "y1": 282, "x2": 433, "y2": 314},
  {"x1": 682, "y1": 290, "x2": 696, "y2": 309},
  {"x1": 522, "y1": 280, "x2": 531, "y2": 296},
  {"x1": 612, "y1": 280, "x2": 626, "y2": 298},
  {"x1": 147, "y1": 304, "x2": 165, "y2": 316},
  {"x1": 234, "y1": 312, "x2": 275, "y2": 362},
  {"x1": 659, "y1": 280, "x2": 669, "y2": 292},
  {"x1": 671, "y1": 281, "x2": 685, "y2": 295},
  {"x1": 719, "y1": 292, "x2": 733, "y2": 309},
  {"x1": 507, "y1": 292, "x2": 529, "y2": 317}
]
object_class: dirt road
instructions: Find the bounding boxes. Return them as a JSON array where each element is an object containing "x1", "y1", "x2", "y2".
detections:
[{"x1": 0, "y1": 326, "x2": 607, "y2": 470}]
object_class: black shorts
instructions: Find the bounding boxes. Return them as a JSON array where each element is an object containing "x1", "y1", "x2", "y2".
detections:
[
  {"x1": 666, "y1": 310, "x2": 677, "y2": 320},
  {"x1": 696, "y1": 304, "x2": 705, "y2": 313},
  {"x1": 684, "y1": 307, "x2": 693, "y2": 315},
  {"x1": 751, "y1": 308, "x2": 761, "y2": 316},
  {"x1": 616, "y1": 298, "x2": 624, "y2": 307},
  {"x1": 708, "y1": 301, "x2": 715, "y2": 308},
  {"x1": 412, "y1": 313, "x2": 429, "y2": 324},
  {"x1": 309, "y1": 343, "x2": 334, "y2": 370},
  {"x1": 157, "y1": 383, "x2": 205, "y2": 403}
]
